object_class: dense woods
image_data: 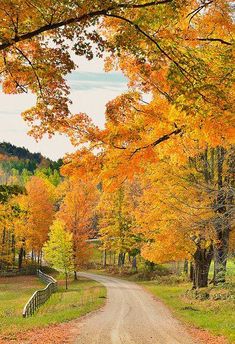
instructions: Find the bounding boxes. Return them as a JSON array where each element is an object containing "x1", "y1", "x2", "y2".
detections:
[{"x1": 0, "y1": 0, "x2": 234, "y2": 291}]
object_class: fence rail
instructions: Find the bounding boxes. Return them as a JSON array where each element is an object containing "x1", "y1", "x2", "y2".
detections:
[{"x1": 22, "y1": 269, "x2": 57, "y2": 318}]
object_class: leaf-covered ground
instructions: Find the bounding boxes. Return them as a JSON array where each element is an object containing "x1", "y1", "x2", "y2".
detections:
[{"x1": 0, "y1": 319, "x2": 80, "y2": 344}]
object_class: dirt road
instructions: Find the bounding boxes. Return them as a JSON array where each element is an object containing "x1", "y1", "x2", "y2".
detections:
[{"x1": 75, "y1": 272, "x2": 198, "y2": 344}]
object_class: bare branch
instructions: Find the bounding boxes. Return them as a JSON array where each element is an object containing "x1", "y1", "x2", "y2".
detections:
[{"x1": 196, "y1": 37, "x2": 232, "y2": 46}]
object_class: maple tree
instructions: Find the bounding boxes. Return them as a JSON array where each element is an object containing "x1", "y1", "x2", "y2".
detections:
[
  {"x1": 57, "y1": 176, "x2": 99, "y2": 277},
  {"x1": 16, "y1": 176, "x2": 54, "y2": 265},
  {"x1": 0, "y1": 203, "x2": 16, "y2": 269},
  {"x1": 131, "y1": 158, "x2": 215, "y2": 288}
]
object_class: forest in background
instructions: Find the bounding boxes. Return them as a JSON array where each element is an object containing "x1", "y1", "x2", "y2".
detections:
[{"x1": 0, "y1": 141, "x2": 234, "y2": 292}]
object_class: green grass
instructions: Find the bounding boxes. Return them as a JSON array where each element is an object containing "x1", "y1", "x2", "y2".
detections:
[
  {"x1": 141, "y1": 281, "x2": 235, "y2": 343},
  {"x1": 209, "y1": 259, "x2": 235, "y2": 281},
  {"x1": 0, "y1": 275, "x2": 106, "y2": 338}
]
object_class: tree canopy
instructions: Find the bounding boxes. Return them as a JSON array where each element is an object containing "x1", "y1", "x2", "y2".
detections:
[{"x1": 0, "y1": 1, "x2": 233, "y2": 139}]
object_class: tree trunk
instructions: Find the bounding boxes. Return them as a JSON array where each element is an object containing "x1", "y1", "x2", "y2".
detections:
[
  {"x1": 213, "y1": 217, "x2": 230, "y2": 284},
  {"x1": 213, "y1": 146, "x2": 232, "y2": 285},
  {"x1": 39, "y1": 250, "x2": 43, "y2": 267},
  {"x1": 118, "y1": 253, "x2": 125, "y2": 267},
  {"x1": 18, "y1": 246, "x2": 24, "y2": 270},
  {"x1": 189, "y1": 262, "x2": 194, "y2": 282},
  {"x1": 118, "y1": 253, "x2": 122, "y2": 267},
  {"x1": 193, "y1": 244, "x2": 213, "y2": 288},
  {"x1": 132, "y1": 256, "x2": 137, "y2": 271},
  {"x1": 103, "y1": 249, "x2": 107, "y2": 267},
  {"x1": 122, "y1": 253, "x2": 126, "y2": 266},
  {"x1": 123, "y1": 253, "x2": 126, "y2": 266},
  {"x1": 74, "y1": 271, "x2": 78, "y2": 280},
  {"x1": 65, "y1": 271, "x2": 68, "y2": 290},
  {"x1": 11, "y1": 234, "x2": 15, "y2": 265},
  {"x1": 183, "y1": 260, "x2": 188, "y2": 275}
]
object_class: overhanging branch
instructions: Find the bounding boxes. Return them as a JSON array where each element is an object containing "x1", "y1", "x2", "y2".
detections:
[
  {"x1": 129, "y1": 127, "x2": 182, "y2": 158},
  {"x1": 0, "y1": 1, "x2": 172, "y2": 51}
]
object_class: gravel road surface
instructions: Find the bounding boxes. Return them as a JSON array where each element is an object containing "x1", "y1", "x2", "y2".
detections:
[{"x1": 75, "y1": 272, "x2": 198, "y2": 344}]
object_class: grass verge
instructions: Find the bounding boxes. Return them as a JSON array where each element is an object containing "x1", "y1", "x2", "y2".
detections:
[
  {"x1": 0, "y1": 275, "x2": 106, "y2": 339},
  {"x1": 141, "y1": 281, "x2": 235, "y2": 343}
]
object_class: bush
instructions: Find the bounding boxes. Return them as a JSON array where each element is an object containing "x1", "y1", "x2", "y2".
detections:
[
  {"x1": 0, "y1": 265, "x2": 37, "y2": 277},
  {"x1": 186, "y1": 286, "x2": 234, "y2": 301}
]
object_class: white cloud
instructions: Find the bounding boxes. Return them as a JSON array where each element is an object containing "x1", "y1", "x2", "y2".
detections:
[{"x1": 73, "y1": 55, "x2": 105, "y2": 73}]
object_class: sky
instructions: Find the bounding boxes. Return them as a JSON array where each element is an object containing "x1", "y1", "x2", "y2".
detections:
[{"x1": 0, "y1": 56, "x2": 127, "y2": 160}]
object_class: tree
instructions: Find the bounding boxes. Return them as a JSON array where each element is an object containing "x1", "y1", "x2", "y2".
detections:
[
  {"x1": 17, "y1": 176, "x2": 54, "y2": 263},
  {"x1": 98, "y1": 182, "x2": 142, "y2": 269},
  {"x1": 43, "y1": 219, "x2": 74, "y2": 289},
  {"x1": 0, "y1": 185, "x2": 25, "y2": 270},
  {"x1": 195, "y1": 147, "x2": 235, "y2": 285},
  {"x1": 0, "y1": 203, "x2": 15, "y2": 270},
  {"x1": 57, "y1": 177, "x2": 98, "y2": 278},
  {"x1": 126, "y1": 144, "x2": 234, "y2": 288}
]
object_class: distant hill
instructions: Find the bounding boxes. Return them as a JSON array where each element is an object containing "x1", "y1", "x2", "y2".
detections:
[
  {"x1": 0, "y1": 142, "x2": 62, "y2": 185},
  {"x1": 0, "y1": 142, "x2": 43, "y2": 164}
]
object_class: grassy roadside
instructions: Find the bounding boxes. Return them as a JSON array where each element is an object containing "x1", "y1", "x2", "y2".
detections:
[
  {"x1": 0, "y1": 274, "x2": 106, "y2": 339},
  {"x1": 141, "y1": 281, "x2": 235, "y2": 343},
  {"x1": 139, "y1": 261, "x2": 235, "y2": 343}
]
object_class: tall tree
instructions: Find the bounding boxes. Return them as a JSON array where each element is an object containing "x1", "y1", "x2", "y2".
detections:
[
  {"x1": 98, "y1": 182, "x2": 141, "y2": 268},
  {"x1": 17, "y1": 176, "x2": 54, "y2": 262},
  {"x1": 57, "y1": 177, "x2": 98, "y2": 277}
]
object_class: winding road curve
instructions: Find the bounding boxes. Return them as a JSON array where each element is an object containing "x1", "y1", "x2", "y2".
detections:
[{"x1": 75, "y1": 272, "x2": 198, "y2": 344}]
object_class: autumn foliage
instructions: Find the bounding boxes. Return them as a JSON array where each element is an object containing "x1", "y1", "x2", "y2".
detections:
[
  {"x1": 57, "y1": 177, "x2": 99, "y2": 269},
  {"x1": 0, "y1": 0, "x2": 234, "y2": 288}
]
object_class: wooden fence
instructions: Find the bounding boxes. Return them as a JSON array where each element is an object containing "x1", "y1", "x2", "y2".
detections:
[{"x1": 22, "y1": 269, "x2": 57, "y2": 318}]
